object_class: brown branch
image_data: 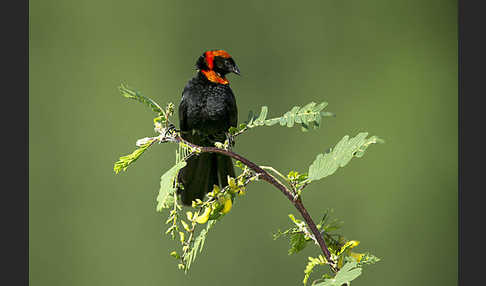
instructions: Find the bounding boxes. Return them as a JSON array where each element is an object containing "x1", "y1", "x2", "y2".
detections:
[{"x1": 171, "y1": 134, "x2": 335, "y2": 269}]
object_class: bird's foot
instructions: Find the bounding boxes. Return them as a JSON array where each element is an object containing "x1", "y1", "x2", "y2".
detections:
[
  {"x1": 164, "y1": 123, "x2": 178, "y2": 137},
  {"x1": 225, "y1": 132, "x2": 235, "y2": 149}
]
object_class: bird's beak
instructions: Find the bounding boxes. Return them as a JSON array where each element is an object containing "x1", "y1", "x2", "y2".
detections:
[{"x1": 232, "y1": 64, "x2": 241, "y2": 76}]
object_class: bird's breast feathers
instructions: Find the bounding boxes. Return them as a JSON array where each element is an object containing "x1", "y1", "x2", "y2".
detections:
[{"x1": 181, "y1": 83, "x2": 235, "y2": 133}]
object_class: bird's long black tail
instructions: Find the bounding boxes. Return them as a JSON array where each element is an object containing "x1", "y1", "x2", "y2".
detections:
[{"x1": 177, "y1": 153, "x2": 235, "y2": 206}]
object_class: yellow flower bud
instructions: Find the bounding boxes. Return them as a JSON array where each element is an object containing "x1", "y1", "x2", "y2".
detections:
[
  {"x1": 169, "y1": 251, "x2": 180, "y2": 259},
  {"x1": 186, "y1": 211, "x2": 193, "y2": 221},
  {"x1": 338, "y1": 240, "x2": 360, "y2": 255},
  {"x1": 195, "y1": 206, "x2": 211, "y2": 224},
  {"x1": 221, "y1": 197, "x2": 233, "y2": 214},
  {"x1": 227, "y1": 176, "x2": 237, "y2": 190},
  {"x1": 350, "y1": 252, "x2": 365, "y2": 262},
  {"x1": 346, "y1": 240, "x2": 360, "y2": 249},
  {"x1": 181, "y1": 220, "x2": 191, "y2": 232},
  {"x1": 238, "y1": 187, "x2": 246, "y2": 196}
]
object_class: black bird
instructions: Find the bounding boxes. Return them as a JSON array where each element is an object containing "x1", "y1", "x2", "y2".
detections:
[{"x1": 177, "y1": 50, "x2": 240, "y2": 205}]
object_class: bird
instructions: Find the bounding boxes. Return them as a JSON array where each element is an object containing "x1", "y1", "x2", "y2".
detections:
[{"x1": 177, "y1": 50, "x2": 240, "y2": 206}]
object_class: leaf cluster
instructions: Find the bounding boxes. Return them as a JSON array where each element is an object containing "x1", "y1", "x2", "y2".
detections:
[
  {"x1": 249, "y1": 102, "x2": 333, "y2": 130},
  {"x1": 228, "y1": 102, "x2": 334, "y2": 137},
  {"x1": 119, "y1": 83, "x2": 163, "y2": 114},
  {"x1": 113, "y1": 140, "x2": 155, "y2": 174},
  {"x1": 303, "y1": 255, "x2": 327, "y2": 285},
  {"x1": 160, "y1": 155, "x2": 258, "y2": 271},
  {"x1": 274, "y1": 209, "x2": 379, "y2": 285},
  {"x1": 307, "y1": 133, "x2": 384, "y2": 182},
  {"x1": 313, "y1": 262, "x2": 362, "y2": 286},
  {"x1": 157, "y1": 161, "x2": 187, "y2": 211},
  {"x1": 114, "y1": 84, "x2": 176, "y2": 174}
]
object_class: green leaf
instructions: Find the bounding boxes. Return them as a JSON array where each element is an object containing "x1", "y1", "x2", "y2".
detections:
[
  {"x1": 356, "y1": 252, "x2": 381, "y2": 266},
  {"x1": 113, "y1": 140, "x2": 154, "y2": 174},
  {"x1": 264, "y1": 117, "x2": 280, "y2": 126},
  {"x1": 287, "y1": 214, "x2": 317, "y2": 245},
  {"x1": 289, "y1": 233, "x2": 308, "y2": 255},
  {"x1": 156, "y1": 161, "x2": 187, "y2": 211},
  {"x1": 287, "y1": 170, "x2": 309, "y2": 187},
  {"x1": 308, "y1": 133, "x2": 383, "y2": 182},
  {"x1": 184, "y1": 220, "x2": 217, "y2": 271},
  {"x1": 272, "y1": 228, "x2": 295, "y2": 240},
  {"x1": 119, "y1": 83, "x2": 163, "y2": 114},
  {"x1": 314, "y1": 262, "x2": 362, "y2": 286},
  {"x1": 244, "y1": 102, "x2": 333, "y2": 131},
  {"x1": 303, "y1": 255, "x2": 327, "y2": 285},
  {"x1": 253, "y1": 106, "x2": 268, "y2": 125},
  {"x1": 284, "y1": 106, "x2": 300, "y2": 127}
]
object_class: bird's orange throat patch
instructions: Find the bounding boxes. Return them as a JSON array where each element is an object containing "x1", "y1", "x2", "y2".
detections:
[{"x1": 201, "y1": 70, "x2": 229, "y2": 85}]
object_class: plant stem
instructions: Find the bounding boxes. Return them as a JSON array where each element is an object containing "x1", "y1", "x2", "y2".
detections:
[
  {"x1": 171, "y1": 134, "x2": 335, "y2": 268},
  {"x1": 260, "y1": 166, "x2": 294, "y2": 191}
]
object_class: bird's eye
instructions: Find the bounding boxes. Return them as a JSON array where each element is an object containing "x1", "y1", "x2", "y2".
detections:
[{"x1": 215, "y1": 58, "x2": 225, "y2": 68}]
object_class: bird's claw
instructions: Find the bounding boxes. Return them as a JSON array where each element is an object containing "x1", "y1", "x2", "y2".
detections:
[
  {"x1": 164, "y1": 123, "x2": 178, "y2": 137},
  {"x1": 225, "y1": 132, "x2": 235, "y2": 148}
]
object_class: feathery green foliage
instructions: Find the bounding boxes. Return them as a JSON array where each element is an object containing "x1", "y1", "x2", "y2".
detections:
[
  {"x1": 289, "y1": 233, "x2": 308, "y2": 255},
  {"x1": 183, "y1": 220, "x2": 217, "y2": 271},
  {"x1": 158, "y1": 142, "x2": 197, "y2": 211},
  {"x1": 114, "y1": 84, "x2": 383, "y2": 285},
  {"x1": 307, "y1": 133, "x2": 384, "y2": 182},
  {"x1": 229, "y1": 102, "x2": 334, "y2": 136},
  {"x1": 119, "y1": 83, "x2": 163, "y2": 114},
  {"x1": 314, "y1": 262, "x2": 362, "y2": 286},
  {"x1": 254, "y1": 102, "x2": 333, "y2": 129},
  {"x1": 303, "y1": 255, "x2": 327, "y2": 285},
  {"x1": 274, "y1": 209, "x2": 379, "y2": 285},
  {"x1": 355, "y1": 252, "x2": 381, "y2": 267},
  {"x1": 113, "y1": 140, "x2": 155, "y2": 174},
  {"x1": 156, "y1": 161, "x2": 187, "y2": 211},
  {"x1": 273, "y1": 213, "x2": 313, "y2": 255}
]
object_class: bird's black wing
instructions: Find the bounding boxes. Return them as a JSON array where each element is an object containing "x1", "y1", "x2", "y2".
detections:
[
  {"x1": 178, "y1": 89, "x2": 189, "y2": 133},
  {"x1": 226, "y1": 87, "x2": 238, "y2": 129}
]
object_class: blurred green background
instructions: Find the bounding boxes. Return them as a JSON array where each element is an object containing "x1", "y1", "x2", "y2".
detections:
[{"x1": 29, "y1": 0, "x2": 457, "y2": 285}]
